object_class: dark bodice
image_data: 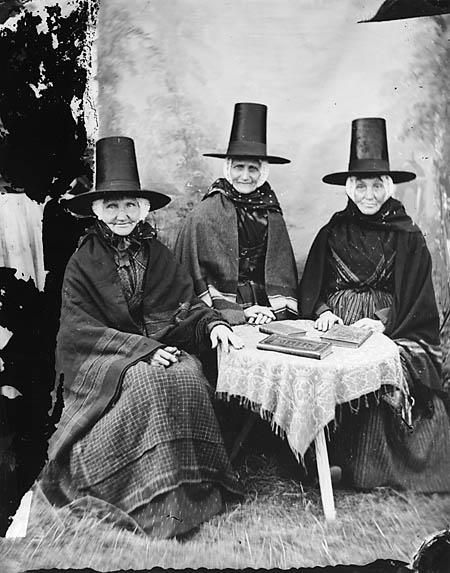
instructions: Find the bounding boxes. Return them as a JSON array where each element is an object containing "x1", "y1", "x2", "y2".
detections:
[
  {"x1": 325, "y1": 223, "x2": 396, "y2": 296},
  {"x1": 236, "y1": 204, "x2": 268, "y2": 284},
  {"x1": 204, "y1": 178, "x2": 283, "y2": 308},
  {"x1": 321, "y1": 223, "x2": 396, "y2": 324}
]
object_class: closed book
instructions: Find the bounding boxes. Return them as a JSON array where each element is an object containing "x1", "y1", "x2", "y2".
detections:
[
  {"x1": 258, "y1": 323, "x2": 306, "y2": 338},
  {"x1": 319, "y1": 324, "x2": 373, "y2": 348},
  {"x1": 257, "y1": 334, "x2": 333, "y2": 359}
]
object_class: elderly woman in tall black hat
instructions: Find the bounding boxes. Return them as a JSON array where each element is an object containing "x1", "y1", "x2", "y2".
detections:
[
  {"x1": 41, "y1": 136, "x2": 244, "y2": 538},
  {"x1": 175, "y1": 103, "x2": 298, "y2": 326},
  {"x1": 298, "y1": 118, "x2": 450, "y2": 492}
]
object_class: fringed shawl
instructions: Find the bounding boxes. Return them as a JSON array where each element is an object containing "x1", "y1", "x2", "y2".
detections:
[
  {"x1": 174, "y1": 180, "x2": 298, "y2": 325},
  {"x1": 48, "y1": 230, "x2": 226, "y2": 461}
]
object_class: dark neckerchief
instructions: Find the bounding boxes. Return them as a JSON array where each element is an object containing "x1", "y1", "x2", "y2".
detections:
[
  {"x1": 204, "y1": 178, "x2": 282, "y2": 213},
  {"x1": 332, "y1": 197, "x2": 420, "y2": 233},
  {"x1": 90, "y1": 220, "x2": 156, "y2": 267}
]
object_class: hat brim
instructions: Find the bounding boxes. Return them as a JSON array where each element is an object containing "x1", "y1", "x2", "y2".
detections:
[
  {"x1": 322, "y1": 170, "x2": 416, "y2": 186},
  {"x1": 63, "y1": 189, "x2": 171, "y2": 218},
  {"x1": 203, "y1": 153, "x2": 290, "y2": 164}
]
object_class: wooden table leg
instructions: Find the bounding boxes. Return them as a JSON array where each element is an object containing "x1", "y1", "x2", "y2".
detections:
[{"x1": 314, "y1": 428, "x2": 336, "y2": 521}]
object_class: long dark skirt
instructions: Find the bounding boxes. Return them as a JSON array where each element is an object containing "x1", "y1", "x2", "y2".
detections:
[
  {"x1": 332, "y1": 394, "x2": 450, "y2": 492},
  {"x1": 328, "y1": 288, "x2": 450, "y2": 493},
  {"x1": 41, "y1": 354, "x2": 242, "y2": 537}
]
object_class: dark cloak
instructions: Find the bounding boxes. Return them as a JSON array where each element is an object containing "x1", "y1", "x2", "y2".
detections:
[
  {"x1": 174, "y1": 179, "x2": 298, "y2": 325},
  {"x1": 48, "y1": 228, "x2": 228, "y2": 462},
  {"x1": 298, "y1": 198, "x2": 442, "y2": 394}
]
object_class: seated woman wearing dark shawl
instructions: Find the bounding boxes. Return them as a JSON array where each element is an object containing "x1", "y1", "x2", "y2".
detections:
[
  {"x1": 298, "y1": 118, "x2": 450, "y2": 492},
  {"x1": 41, "y1": 137, "x2": 243, "y2": 538},
  {"x1": 175, "y1": 103, "x2": 298, "y2": 326}
]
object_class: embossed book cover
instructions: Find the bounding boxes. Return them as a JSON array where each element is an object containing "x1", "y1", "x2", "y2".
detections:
[
  {"x1": 257, "y1": 334, "x2": 333, "y2": 359},
  {"x1": 319, "y1": 324, "x2": 373, "y2": 348}
]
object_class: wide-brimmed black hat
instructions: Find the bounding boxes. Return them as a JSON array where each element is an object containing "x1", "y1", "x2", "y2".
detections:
[
  {"x1": 360, "y1": 0, "x2": 450, "y2": 23},
  {"x1": 322, "y1": 118, "x2": 416, "y2": 185},
  {"x1": 204, "y1": 103, "x2": 290, "y2": 164},
  {"x1": 65, "y1": 136, "x2": 171, "y2": 217}
]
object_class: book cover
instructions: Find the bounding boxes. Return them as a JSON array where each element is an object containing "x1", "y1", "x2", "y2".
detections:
[
  {"x1": 257, "y1": 334, "x2": 333, "y2": 359},
  {"x1": 258, "y1": 323, "x2": 307, "y2": 338},
  {"x1": 319, "y1": 324, "x2": 373, "y2": 348}
]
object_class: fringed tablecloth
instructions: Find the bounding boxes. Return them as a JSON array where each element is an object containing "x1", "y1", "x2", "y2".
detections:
[{"x1": 216, "y1": 320, "x2": 405, "y2": 458}]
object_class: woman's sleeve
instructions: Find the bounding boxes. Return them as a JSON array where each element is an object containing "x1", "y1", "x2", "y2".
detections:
[
  {"x1": 298, "y1": 226, "x2": 330, "y2": 318},
  {"x1": 314, "y1": 302, "x2": 332, "y2": 318},
  {"x1": 173, "y1": 208, "x2": 210, "y2": 299}
]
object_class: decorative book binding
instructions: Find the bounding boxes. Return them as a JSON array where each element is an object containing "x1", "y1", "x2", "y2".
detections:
[
  {"x1": 319, "y1": 324, "x2": 373, "y2": 348},
  {"x1": 257, "y1": 334, "x2": 333, "y2": 360},
  {"x1": 259, "y1": 323, "x2": 306, "y2": 338}
]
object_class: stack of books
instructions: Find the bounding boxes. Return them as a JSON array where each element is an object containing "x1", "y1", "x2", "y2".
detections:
[
  {"x1": 319, "y1": 324, "x2": 373, "y2": 348},
  {"x1": 257, "y1": 333, "x2": 333, "y2": 360}
]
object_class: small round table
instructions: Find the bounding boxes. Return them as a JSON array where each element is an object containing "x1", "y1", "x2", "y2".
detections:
[{"x1": 216, "y1": 320, "x2": 405, "y2": 520}]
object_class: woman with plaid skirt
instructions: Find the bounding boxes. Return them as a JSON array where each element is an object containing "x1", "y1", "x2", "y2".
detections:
[{"x1": 40, "y1": 137, "x2": 243, "y2": 538}]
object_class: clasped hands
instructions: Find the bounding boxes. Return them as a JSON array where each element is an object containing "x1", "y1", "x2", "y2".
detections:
[
  {"x1": 314, "y1": 310, "x2": 385, "y2": 333},
  {"x1": 149, "y1": 325, "x2": 244, "y2": 368}
]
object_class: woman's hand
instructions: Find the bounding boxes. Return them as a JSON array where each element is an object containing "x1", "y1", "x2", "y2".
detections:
[
  {"x1": 351, "y1": 318, "x2": 385, "y2": 333},
  {"x1": 244, "y1": 305, "x2": 276, "y2": 325},
  {"x1": 210, "y1": 325, "x2": 244, "y2": 353},
  {"x1": 150, "y1": 346, "x2": 180, "y2": 368},
  {"x1": 315, "y1": 310, "x2": 343, "y2": 332}
]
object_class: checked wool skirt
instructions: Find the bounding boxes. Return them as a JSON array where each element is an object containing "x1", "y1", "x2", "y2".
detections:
[{"x1": 42, "y1": 353, "x2": 242, "y2": 537}]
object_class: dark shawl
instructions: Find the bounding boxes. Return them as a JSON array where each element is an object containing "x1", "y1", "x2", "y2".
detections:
[
  {"x1": 48, "y1": 226, "x2": 227, "y2": 461},
  {"x1": 298, "y1": 198, "x2": 442, "y2": 394},
  {"x1": 174, "y1": 179, "x2": 298, "y2": 325}
]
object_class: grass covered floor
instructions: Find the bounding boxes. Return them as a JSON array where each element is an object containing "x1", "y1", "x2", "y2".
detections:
[{"x1": 0, "y1": 452, "x2": 448, "y2": 571}]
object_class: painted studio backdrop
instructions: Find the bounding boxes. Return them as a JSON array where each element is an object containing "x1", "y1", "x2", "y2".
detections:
[
  {"x1": 97, "y1": 0, "x2": 450, "y2": 319},
  {"x1": 0, "y1": 0, "x2": 450, "y2": 568}
]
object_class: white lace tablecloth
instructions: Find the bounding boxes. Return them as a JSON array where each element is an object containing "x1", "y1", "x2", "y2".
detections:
[{"x1": 216, "y1": 320, "x2": 404, "y2": 458}]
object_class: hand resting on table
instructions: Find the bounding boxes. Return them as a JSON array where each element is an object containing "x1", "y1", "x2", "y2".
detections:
[
  {"x1": 210, "y1": 324, "x2": 244, "y2": 353},
  {"x1": 315, "y1": 310, "x2": 343, "y2": 332},
  {"x1": 244, "y1": 305, "x2": 276, "y2": 325}
]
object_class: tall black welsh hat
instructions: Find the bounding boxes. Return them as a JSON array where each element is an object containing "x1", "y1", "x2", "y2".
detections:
[
  {"x1": 204, "y1": 102, "x2": 290, "y2": 164},
  {"x1": 66, "y1": 136, "x2": 171, "y2": 217},
  {"x1": 322, "y1": 118, "x2": 416, "y2": 186}
]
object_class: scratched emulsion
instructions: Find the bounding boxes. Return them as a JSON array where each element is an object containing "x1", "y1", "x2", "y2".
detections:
[{"x1": 0, "y1": 1, "x2": 98, "y2": 534}]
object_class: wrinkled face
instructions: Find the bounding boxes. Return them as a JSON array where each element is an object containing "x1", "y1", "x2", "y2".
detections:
[
  {"x1": 353, "y1": 177, "x2": 387, "y2": 215},
  {"x1": 230, "y1": 159, "x2": 261, "y2": 194},
  {"x1": 102, "y1": 196, "x2": 141, "y2": 236}
]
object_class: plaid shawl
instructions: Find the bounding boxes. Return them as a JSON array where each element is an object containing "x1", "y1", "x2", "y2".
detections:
[
  {"x1": 298, "y1": 198, "x2": 443, "y2": 395},
  {"x1": 174, "y1": 182, "x2": 298, "y2": 325},
  {"x1": 48, "y1": 229, "x2": 227, "y2": 461}
]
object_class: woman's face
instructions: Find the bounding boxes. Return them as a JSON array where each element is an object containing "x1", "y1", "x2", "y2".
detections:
[
  {"x1": 353, "y1": 177, "x2": 387, "y2": 215},
  {"x1": 230, "y1": 159, "x2": 261, "y2": 194},
  {"x1": 101, "y1": 197, "x2": 141, "y2": 236}
]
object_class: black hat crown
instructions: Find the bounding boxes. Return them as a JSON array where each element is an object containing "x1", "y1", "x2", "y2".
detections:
[
  {"x1": 349, "y1": 117, "x2": 389, "y2": 173},
  {"x1": 228, "y1": 102, "x2": 267, "y2": 157},
  {"x1": 322, "y1": 117, "x2": 416, "y2": 185},
  {"x1": 64, "y1": 136, "x2": 171, "y2": 217},
  {"x1": 96, "y1": 136, "x2": 142, "y2": 192},
  {"x1": 204, "y1": 102, "x2": 290, "y2": 164}
]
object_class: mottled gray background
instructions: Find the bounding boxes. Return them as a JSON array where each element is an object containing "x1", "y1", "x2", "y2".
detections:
[{"x1": 96, "y1": 0, "x2": 450, "y2": 312}]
